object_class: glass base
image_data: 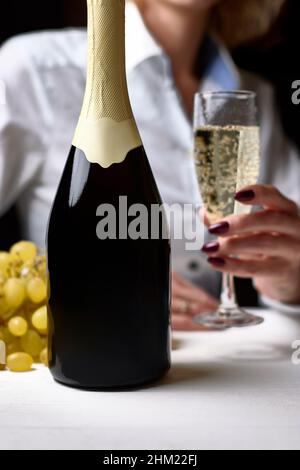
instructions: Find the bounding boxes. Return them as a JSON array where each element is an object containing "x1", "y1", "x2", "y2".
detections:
[{"x1": 194, "y1": 307, "x2": 264, "y2": 330}]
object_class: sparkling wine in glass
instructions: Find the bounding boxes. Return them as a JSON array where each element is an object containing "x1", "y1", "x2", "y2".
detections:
[{"x1": 193, "y1": 91, "x2": 264, "y2": 329}]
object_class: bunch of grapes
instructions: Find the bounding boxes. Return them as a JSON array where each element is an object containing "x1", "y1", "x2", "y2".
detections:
[{"x1": 0, "y1": 241, "x2": 48, "y2": 372}]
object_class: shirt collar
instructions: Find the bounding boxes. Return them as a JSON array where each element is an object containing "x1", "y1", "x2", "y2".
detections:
[
  {"x1": 200, "y1": 36, "x2": 241, "y2": 92},
  {"x1": 125, "y1": 2, "x2": 241, "y2": 91}
]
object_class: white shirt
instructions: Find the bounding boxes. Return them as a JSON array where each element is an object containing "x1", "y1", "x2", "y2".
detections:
[{"x1": 0, "y1": 3, "x2": 300, "y2": 306}]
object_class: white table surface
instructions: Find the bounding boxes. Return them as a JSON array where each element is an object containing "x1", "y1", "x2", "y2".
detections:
[{"x1": 1, "y1": 308, "x2": 300, "y2": 450}]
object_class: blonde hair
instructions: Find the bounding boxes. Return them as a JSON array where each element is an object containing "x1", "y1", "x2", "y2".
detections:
[{"x1": 211, "y1": 0, "x2": 285, "y2": 47}]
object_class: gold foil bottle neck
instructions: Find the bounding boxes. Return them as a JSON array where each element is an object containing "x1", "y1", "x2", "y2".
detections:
[{"x1": 73, "y1": 0, "x2": 141, "y2": 167}]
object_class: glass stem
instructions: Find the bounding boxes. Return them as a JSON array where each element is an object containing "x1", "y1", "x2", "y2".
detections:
[{"x1": 220, "y1": 273, "x2": 237, "y2": 315}]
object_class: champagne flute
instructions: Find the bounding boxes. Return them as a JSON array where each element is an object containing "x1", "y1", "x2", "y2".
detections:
[{"x1": 193, "y1": 91, "x2": 264, "y2": 329}]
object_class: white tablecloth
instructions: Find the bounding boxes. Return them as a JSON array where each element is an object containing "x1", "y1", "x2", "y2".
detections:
[{"x1": 1, "y1": 309, "x2": 300, "y2": 450}]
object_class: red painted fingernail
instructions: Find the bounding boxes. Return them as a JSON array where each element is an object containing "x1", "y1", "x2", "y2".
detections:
[
  {"x1": 209, "y1": 222, "x2": 230, "y2": 235},
  {"x1": 202, "y1": 242, "x2": 220, "y2": 253},
  {"x1": 208, "y1": 257, "x2": 226, "y2": 267},
  {"x1": 235, "y1": 190, "x2": 255, "y2": 202}
]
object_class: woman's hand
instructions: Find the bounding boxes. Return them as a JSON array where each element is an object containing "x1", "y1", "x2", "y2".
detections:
[
  {"x1": 202, "y1": 184, "x2": 300, "y2": 304},
  {"x1": 172, "y1": 272, "x2": 219, "y2": 330}
]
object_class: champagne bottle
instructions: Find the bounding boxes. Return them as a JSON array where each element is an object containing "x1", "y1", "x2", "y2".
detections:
[{"x1": 47, "y1": 0, "x2": 171, "y2": 389}]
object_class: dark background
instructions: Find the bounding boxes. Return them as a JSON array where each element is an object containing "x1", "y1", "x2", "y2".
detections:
[{"x1": 0, "y1": 0, "x2": 299, "y2": 305}]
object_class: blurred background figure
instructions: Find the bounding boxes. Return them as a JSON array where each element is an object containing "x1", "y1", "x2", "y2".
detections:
[
  {"x1": 1, "y1": 0, "x2": 299, "y2": 242},
  {"x1": 0, "y1": 0, "x2": 300, "y2": 328},
  {"x1": 1, "y1": 0, "x2": 299, "y2": 148}
]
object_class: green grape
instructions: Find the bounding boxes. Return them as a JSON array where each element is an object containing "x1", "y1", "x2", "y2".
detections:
[
  {"x1": 0, "y1": 326, "x2": 14, "y2": 343},
  {"x1": 10, "y1": 241, "x2": 37, "y2": 263},
  {"x1": 8, "y1": 316, "x2": 28, "y2": 337},
  {"x1": 31, "y1": 306, "x2": 48, "y2": 333},
  {"x1": 40, "y1": 347, "x2": 48, "y2": 366},
  {"x1": 20, "y1": 329, "x2": 43, "y2": 357},
  {"x1": 0, "y1": 298, "x2": 10, "y2": 319},
  {"x1": 0, "y1": 307, "x2": 16, "y2": 322},
  {"x1": 0, "y1": 252, "x2": 12, "y2": 274},
  {"x1": 0, "y1": 327, "x2": 6, "y2": 369},
  {"x1": 27, "y1": 278, "x2": 47, "y2": 304},
  {"x1": 0, "y1": 241, "x2": 49, "y2": 373},
  {"x1": 7, "y1": 352, "x2": 33, "y2": 372},
  {"x1": 4, "y1": 278, "x2": 26, "y2": 308},
  {"x1": 6, "y1": 339, "x2": 22, "y2": 356},
  {"x1": 19, "y1": 260, "x2": 34, "y2": 280},
  {"x1": 33, "y1": 256, "x2": 47, "y2": 278}
]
